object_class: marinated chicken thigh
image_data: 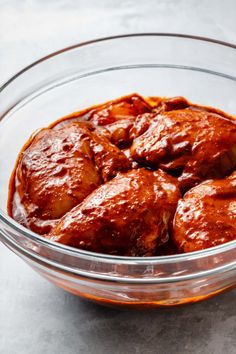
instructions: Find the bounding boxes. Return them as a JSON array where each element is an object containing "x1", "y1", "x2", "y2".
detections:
[
  {"x1": 173, "y1": 173, "x2": 236, "y2": 252},
  {"x1": 8, "y1": 94, "x2": 236, "y2": 255},
  {"x1": 131, "y1": 108, "x2": 236, "y2": 190},
  {"x1": 10, "y1": 122, "x2": 130, "y2": 234},
  {"x1": 48, "y1": 169, "x2": 181, "y2": 256}
]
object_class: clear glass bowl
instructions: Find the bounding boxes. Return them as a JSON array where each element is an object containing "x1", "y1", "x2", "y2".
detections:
[{"x1": 1, "y1": 34, "x2": 236, "y2": 308}]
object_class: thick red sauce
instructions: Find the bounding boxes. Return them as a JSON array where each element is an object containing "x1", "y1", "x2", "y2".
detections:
[{"x1": 8, "y1": 94, "x2": 236, "y2": 256}]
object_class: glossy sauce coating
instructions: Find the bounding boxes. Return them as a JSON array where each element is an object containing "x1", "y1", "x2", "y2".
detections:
[
  {"x1": 173, "y1": 172, "x2": 236, "y2": 252},
  {"x1": 8, "y1": 93, "x2": 236, "y2": 255},
  {"x1": 131, "y1": 108, "x2": 236, "y2": 190},
  {"x1": 10, "y1": 122, "x2": 130, "y2": 234},
  {"x1": 48, "y1": 169, "x2": 180, "y2": 256},
  {"x1": 52, "y1": 94, "x2": 152, "y2": 148}
]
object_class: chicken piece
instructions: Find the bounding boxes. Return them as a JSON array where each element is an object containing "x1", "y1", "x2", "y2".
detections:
[
  {"x1": 154, "y1": 96, "x2": 190, "y2": 113},
  {"x1": 102, "y1": 119, "x2": 135, "y2": 148},
  {"x1": 149, "y1": 95, "x2": 232, "y2": 117},
  {"x1": 88, "y1": 94, "x2": 151, "y2": 121},
  {"x1": 88, "y1": 94, "x2": 152, "y2": 148},
  {"x1": 131, "y1": 109, "x2": 236, "y2": 190},
  {"x1": 48, "y1": 168, "x2": 181, "y2": 256},
  {"x1": 129, "y1": 112, "x2": 155, "y2": 140},
  {"x1": 89, "y1": 128, "x2": 131, "y2": 181},
  {"x1": 51, "y1": 94, "x2": 152, "y2": 148},
  {"x1": 173, "y1": 173, "x2": 236, "y2": 253},
  {"x1": 10, "y1": 122, "x2": 130, "y2": 234},
  {"x1": 129, "y1": 97, "x2": 190, "y2": 141}
]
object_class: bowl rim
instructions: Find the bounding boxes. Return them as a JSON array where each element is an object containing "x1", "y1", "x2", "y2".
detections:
[
  {"x1": 1, "y1": 32, "x2": 236, "y2": 265},
  {"x1": 1, "y1": 32, "x2": 236, "y2": 92}
]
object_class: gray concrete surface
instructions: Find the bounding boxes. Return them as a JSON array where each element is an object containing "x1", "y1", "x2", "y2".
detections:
[{"x1": 0, "y1": 1, "x2": 236, "y2": 353}]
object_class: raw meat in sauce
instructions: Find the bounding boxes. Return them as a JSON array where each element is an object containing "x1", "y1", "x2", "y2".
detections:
[
  {"x1": 173, "y1": 172, "x2": 236, "y2": 252},
  {"x1": 131, "y1": 107, "x2": 236, "y2": 190},
  {"x1": 10, "y1": 122, "x2": 130, "y2": 234},
  {"x1": 8, "y1": 94, "x2": 236, "y2": 255},
  {"x1": 48, "y1": 169, "x2": 180, "y2": 256}
]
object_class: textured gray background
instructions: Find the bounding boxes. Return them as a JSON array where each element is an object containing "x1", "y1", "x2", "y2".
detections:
[{"x1": 0, "y1": 1, "x2": 236, "y2": 353}]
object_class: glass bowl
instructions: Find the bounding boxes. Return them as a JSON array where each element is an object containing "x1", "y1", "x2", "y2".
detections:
[{"x1": 1, "y1": 34, "x2": 236, "y2": 308}]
